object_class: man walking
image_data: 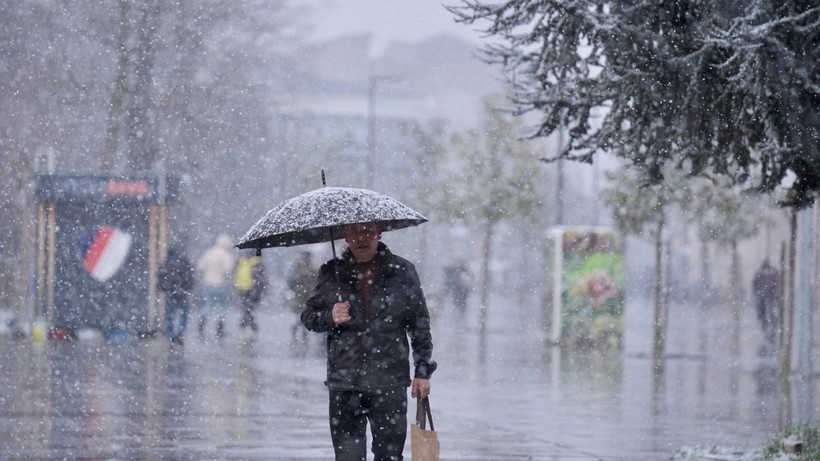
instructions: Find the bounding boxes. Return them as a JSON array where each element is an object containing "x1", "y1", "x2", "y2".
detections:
[
  {"x1": 752, "y1": 259, "x2": 780, "y2": 345},
  {"x1": 301, "y1": 222, "x2": 436, "y2": 461},
  {"x1": 158, "y1": 246, "x2": 195, "y2": 346}
]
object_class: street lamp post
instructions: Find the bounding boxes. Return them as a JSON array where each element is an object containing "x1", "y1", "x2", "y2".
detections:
[
  {"x1": 367, "y1": 77, "x2": 376, "y2": 190},
  {"x1": 366, "y1": 75, "x2": 401, "y2": 190}
]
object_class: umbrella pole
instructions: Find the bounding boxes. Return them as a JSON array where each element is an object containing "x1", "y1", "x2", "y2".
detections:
[
  {"x1": 322, "y1": 169, "x2": 338, "y2": 262},
  {"x1": 329, "y1": 228, "x2": 338, "y2": 261},
  {"x1": 328, "y1": 228, "x2": 343, "y2": 303},
  {"x1": 323, "y1": 169, "x2": 343, "y2": 302}
]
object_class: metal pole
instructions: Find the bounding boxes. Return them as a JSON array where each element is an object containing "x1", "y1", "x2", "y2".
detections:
[
  {"x1": 556, "y1": 159, "x2": 564, "y2": 226},
  {"x1": 366, "y1": 74, "x2": 401, "y2": 190},
  {"x1": 367, "y1": 76, "x2": 376, "y2": 190},
  {"x1": 552, "y1": 115, "x2": 566, "y2": 344},
  {"x1": 551, "y1": 229, "x2": 563, "y2": 343},
  {"x1": 555, "y1": 117, "x2": 565, "y2": 226},
  {"x1": 797, "y1": 206, "x2": 814, "y2": 380},
  {"x1": 592, "y1": 159, "x2": 600, "y2": 226}
]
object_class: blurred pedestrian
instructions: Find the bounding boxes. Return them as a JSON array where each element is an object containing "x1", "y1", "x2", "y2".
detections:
[
  {"x1": 158, "y1": 246, "x2": 195, "y2": 346},
  {"x1": 286, "y1": 250, "x2": 315, "y2": 346},
  {"x1": 234, "y1": 250, "x2": 268, "y2": 335},
  {"x1": 301, "y1": 222, "x2": 437, "y2": 461},
  {"x1": 196, "y1": 234, "x2": 236, "y2": 339},
  {"x1": 752, "y1": 259, "x2": 780, "y2": 345},
  {"x1": 443, "y1": 259, "x2": 471, "y2": 314}
]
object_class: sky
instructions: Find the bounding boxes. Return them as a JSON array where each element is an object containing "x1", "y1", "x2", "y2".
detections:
[{"x1": 308, "y1": 0, "x2": 485, "y2": 54}]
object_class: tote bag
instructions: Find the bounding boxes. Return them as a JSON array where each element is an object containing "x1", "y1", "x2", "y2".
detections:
[{"x1": 411, "y1": 396, "x2": 440, "y2": 461}]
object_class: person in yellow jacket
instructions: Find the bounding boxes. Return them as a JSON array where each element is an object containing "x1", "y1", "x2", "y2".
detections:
[{"x1": 234, "y1": 251, "x2": 268, "y2": 334}]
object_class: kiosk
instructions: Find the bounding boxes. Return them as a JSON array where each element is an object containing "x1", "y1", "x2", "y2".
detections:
[{"x1": 34, "y1": 174, "x2": 181, "y2": 338}]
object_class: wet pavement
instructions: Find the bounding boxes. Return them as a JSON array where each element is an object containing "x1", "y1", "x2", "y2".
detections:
[{"x1": 0, "y1": 293, "x2": 810, "y2": 460}]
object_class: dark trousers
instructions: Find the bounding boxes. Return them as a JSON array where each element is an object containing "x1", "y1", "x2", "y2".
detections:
[
  {"x1": 329, "y1": 389, "x2": 407, "y2": 461},
  {"x1": 165, "y1": 297, "x2": 189, "y2": 341},
  {"x1": 238, "y1": 295, "x2": 259, "y2": 332}
]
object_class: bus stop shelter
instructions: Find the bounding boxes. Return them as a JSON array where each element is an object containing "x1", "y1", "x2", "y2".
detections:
[{"x1": 33, "y1": 174, "x2": 181, "y2": 338}]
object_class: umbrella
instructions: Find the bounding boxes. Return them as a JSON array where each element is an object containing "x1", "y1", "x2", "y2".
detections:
[{"x1": 236, "y1": 186, "x2": 428, "y2": 251}]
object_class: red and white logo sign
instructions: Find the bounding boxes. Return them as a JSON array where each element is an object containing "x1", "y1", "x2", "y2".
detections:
[{"x1": 75, "y1": 226, "x2": 133, "y2": 282}]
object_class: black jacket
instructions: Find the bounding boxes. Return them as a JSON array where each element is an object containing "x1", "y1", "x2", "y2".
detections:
[
  {"x1": 302, "y1": 243, "x2": 436, "y2": 391},
  {"x1": 158, "y1": 249, "x2": 195, "y2": 302}
]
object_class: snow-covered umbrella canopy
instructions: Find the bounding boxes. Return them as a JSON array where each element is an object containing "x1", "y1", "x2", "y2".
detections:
[{"x1": 236, "y1": 187, "x2": 428, "y2": 250}]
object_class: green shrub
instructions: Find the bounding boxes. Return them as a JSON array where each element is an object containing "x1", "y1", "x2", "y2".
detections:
[{"x1": 762, "y1": 423, "x2": 820, "y2": 460}]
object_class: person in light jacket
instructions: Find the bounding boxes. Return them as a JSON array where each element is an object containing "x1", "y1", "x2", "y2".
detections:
[
  {"x1": 196, "y1": 234, "x2": 235, "y2": 338},
  {"x1": 302, "y1": 222, "x2": 436, "y2": 461}
]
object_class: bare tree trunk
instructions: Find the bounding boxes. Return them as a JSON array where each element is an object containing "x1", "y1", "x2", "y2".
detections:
[
  {"x1": 699, "y1": 237, "x2": 711, "y2": 295},
  {"x1": 653, "y1": 217, "x2": 666, "y2": 374},
  {"x1": 479, "y1": 222, "x2": 495, "y2": 336},
  {"x1": 126, "y1": 0, "x2": 161, "y2": 171},
  {"x1": 517, "y1": 226, "x2": 539, "y2": 322},
  {"x1": 730, "y1": 239, "x2": 741, "y2": 356},
  {"x1": 101, "y1": 0, "x2": 130, "y2": 172},
  {"x1": 663, "y1": 239, "x2": 671, "y2": 326},
  {"x1": 15, "y1": 182, "x2": 36, "y2": 329}
]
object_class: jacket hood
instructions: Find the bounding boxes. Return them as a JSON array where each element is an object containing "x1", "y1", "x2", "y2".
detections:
[{"x1": 216, "y1": 234, "x2": 233, "y2": 249}]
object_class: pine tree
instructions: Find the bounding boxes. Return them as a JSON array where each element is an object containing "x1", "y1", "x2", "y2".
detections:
[{"x1": 449, "y1": 0, "x2": 820, "y2": 206}]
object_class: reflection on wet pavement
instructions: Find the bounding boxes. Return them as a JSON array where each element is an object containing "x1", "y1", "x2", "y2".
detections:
[{"x1": 0, "y1": 294, "x2": 808, "y2": 460}]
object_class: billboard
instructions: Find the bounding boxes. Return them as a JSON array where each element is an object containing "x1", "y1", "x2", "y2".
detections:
[{"x1": 546, "y1": 227, "x2": 625, "y2": 348}]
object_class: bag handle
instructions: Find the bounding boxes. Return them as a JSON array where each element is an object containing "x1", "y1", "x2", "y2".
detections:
[{"x1": 415, "y1": 396, "x2": 435, "y2": 431}]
